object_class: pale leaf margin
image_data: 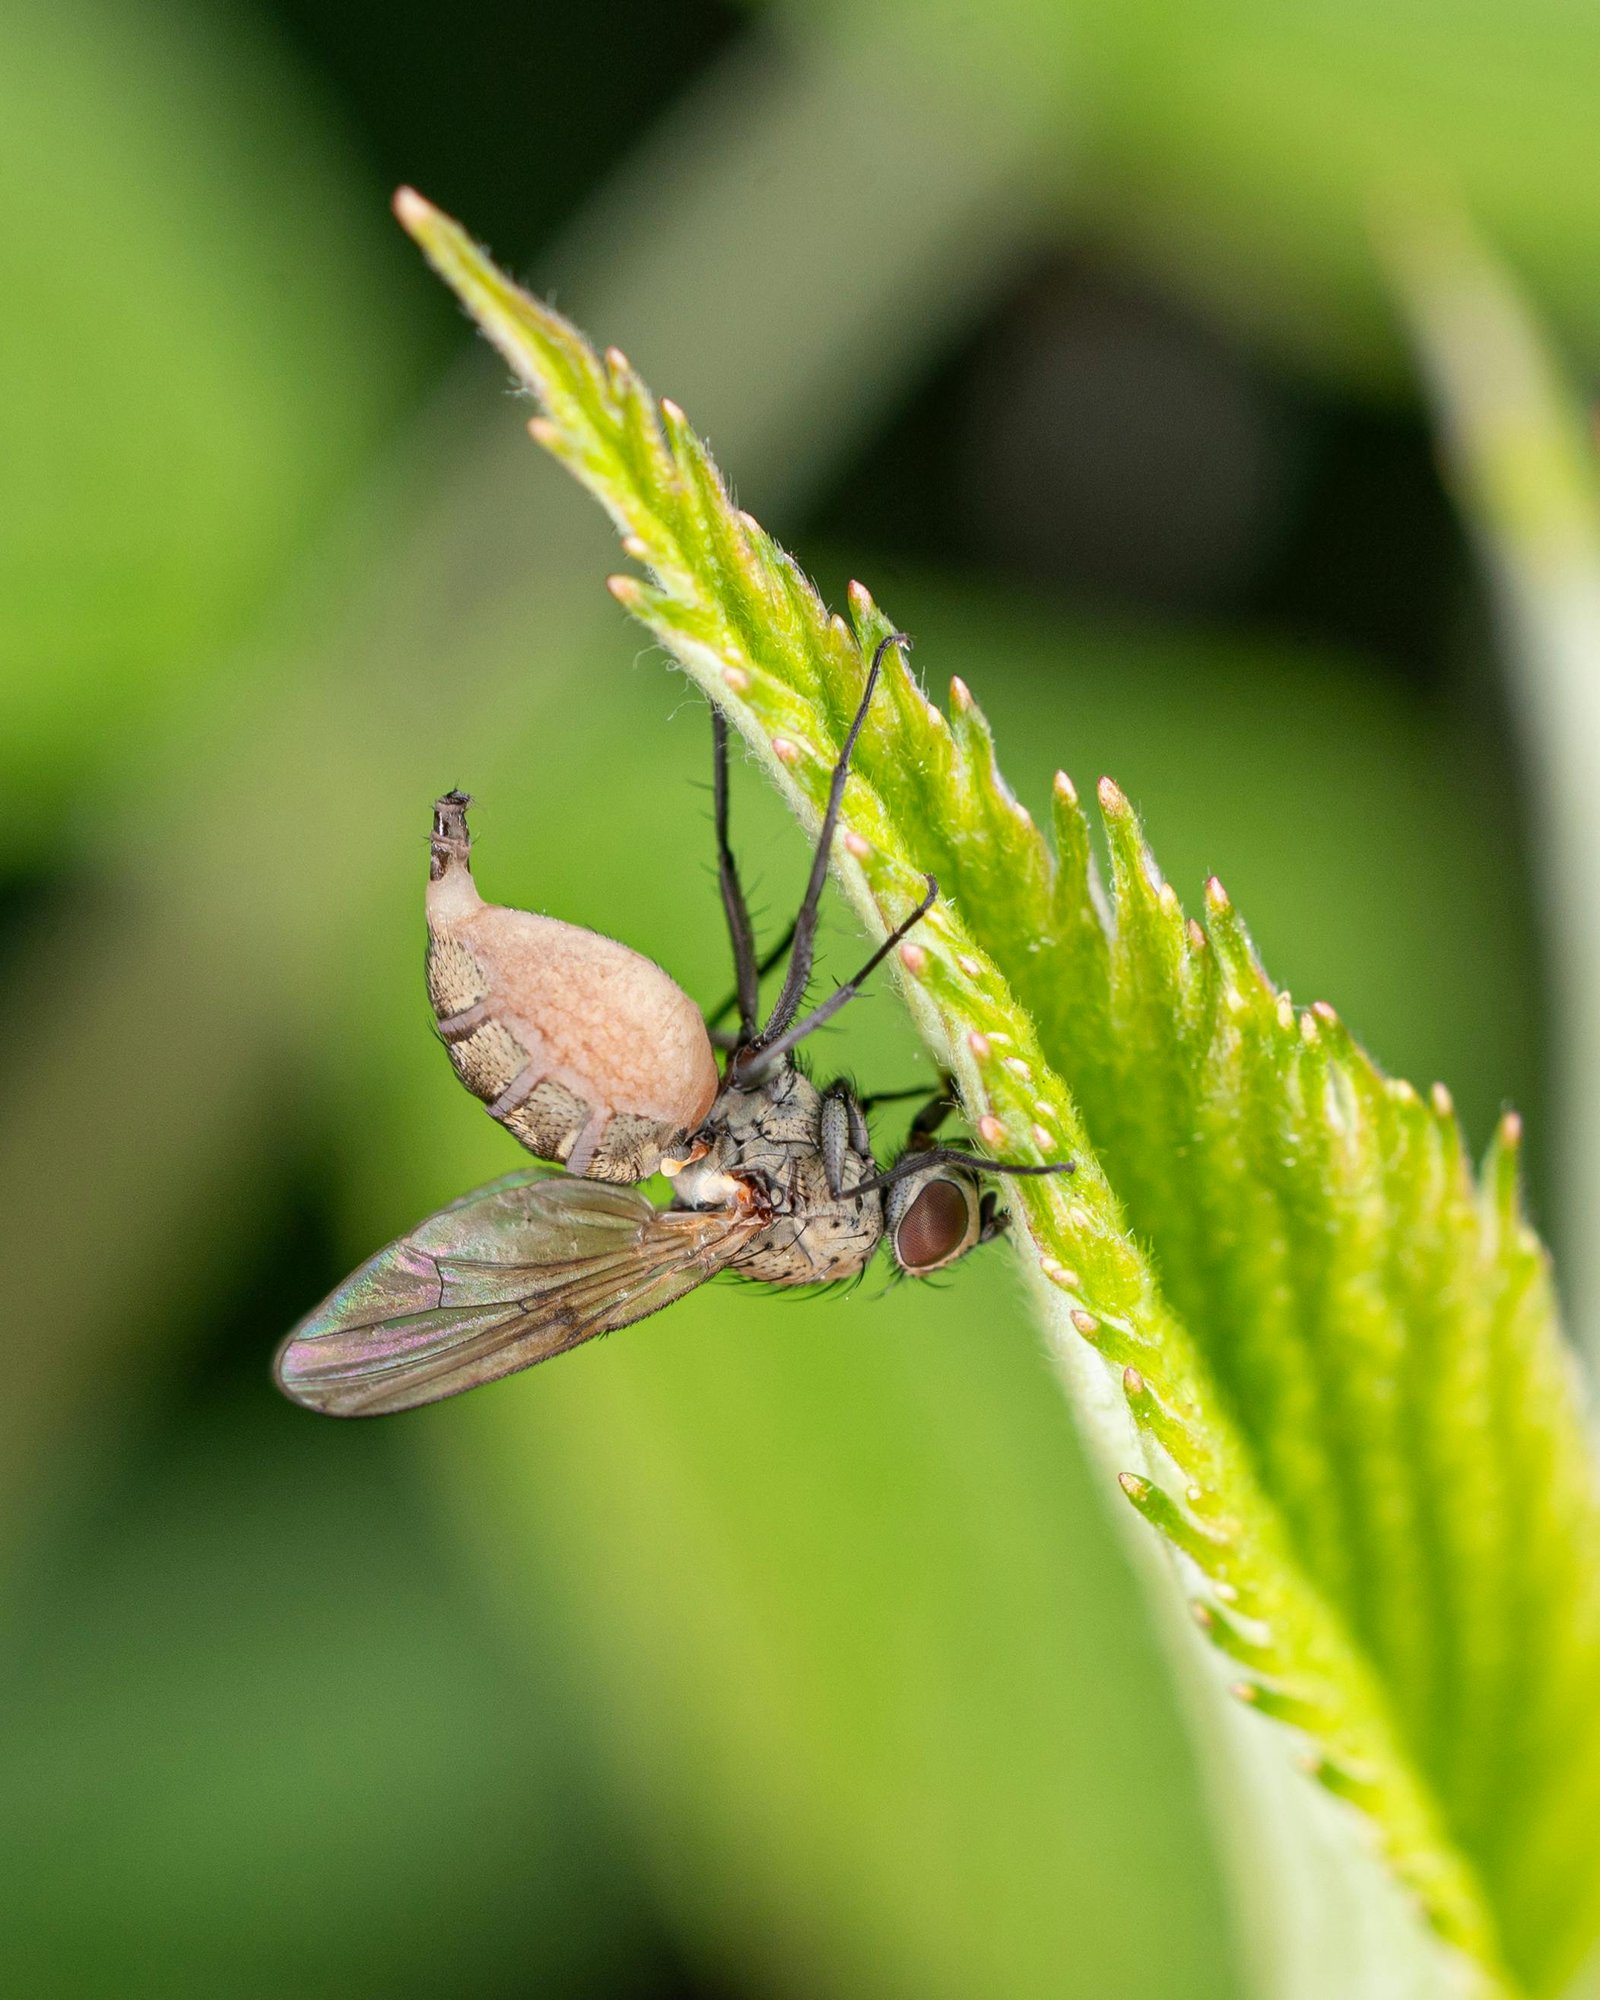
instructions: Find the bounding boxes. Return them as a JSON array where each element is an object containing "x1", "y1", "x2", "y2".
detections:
[{"x1": 393, "y1": 187, "x2": 1523, "y2": 1994}]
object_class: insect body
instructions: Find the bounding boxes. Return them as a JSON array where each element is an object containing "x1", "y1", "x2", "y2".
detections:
[{"x1": 275, "y1": 637, "x2": 1071, "y2": 1417}]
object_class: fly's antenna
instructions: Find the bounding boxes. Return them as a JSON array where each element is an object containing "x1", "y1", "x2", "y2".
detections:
[{"x1": 732, "y1": 631, "x2": 912, "y2": 1082}]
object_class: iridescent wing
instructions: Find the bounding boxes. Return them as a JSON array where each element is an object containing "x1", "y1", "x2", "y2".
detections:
[{"x1": 274, "y1": 1170, "x2": 759, "y2": 1418}]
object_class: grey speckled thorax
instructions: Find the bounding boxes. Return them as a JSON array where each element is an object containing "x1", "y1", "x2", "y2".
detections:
[{"x1": 670, "y1": 1068, "x2": 884, "y2": 1284}]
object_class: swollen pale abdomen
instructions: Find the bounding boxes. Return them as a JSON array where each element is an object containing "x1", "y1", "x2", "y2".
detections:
[{"x1": 426, "y1": 793, "x2": 719, "y2": 1181}]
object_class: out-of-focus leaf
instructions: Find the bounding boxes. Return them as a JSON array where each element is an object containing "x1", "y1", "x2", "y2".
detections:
[
  {"x1": 0, "y1": 1401, "x2": 647, "y2": 2000},
  {"x1": 1388, "y1": 215, "x2": 1600, "y2": 1370},
  {"x1": 0, "y1": 0, "x2": 424, "y2": 827},
  {"x1": 401, "y1": 198, "x2": 1600, "y2": 1994},
  {"x1": 793, "y1": 0, "x2": 1600, "y2": 382}
]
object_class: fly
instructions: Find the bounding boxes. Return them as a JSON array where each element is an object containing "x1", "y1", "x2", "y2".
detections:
[{"x1": 275, "y1": 635, "x2": 1072, "y2": 1416}]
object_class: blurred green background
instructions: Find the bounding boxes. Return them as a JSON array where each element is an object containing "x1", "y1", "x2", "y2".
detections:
[{"x1": 3, "y1": 0, "x2": 1594, "y2": 1993}]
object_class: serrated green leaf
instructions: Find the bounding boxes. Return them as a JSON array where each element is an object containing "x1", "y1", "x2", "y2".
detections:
[{"x1": 399, "y1": 191, "x2": 1600, "y2": 1997}]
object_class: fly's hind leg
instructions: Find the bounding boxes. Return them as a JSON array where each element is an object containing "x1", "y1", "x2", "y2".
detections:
[{"x1": 711, "y1": 707, "x2": 760, "y2": 1045}]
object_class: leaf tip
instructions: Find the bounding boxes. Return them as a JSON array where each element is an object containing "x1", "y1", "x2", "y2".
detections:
[
  {"x1": 950, "y1": 675, "x2": 974, "y2": 714},
  {"x1": 1071, "y1": 1308, "x2": 1101, "y2": 1340},
  {"x1": 391, "y1": 184, "x2": 435, "y2": 234},
  {"x1": 771, "y1": 736, "x2": 800, "y2": 767},
  {"x1": 1098, "y1": 774, "x2": 1130, "y2": 817},
  {"x1": 1124, "y1": 1364, "x2": 1146, "y2": 1395},
  {"x1": 1499, "y1": 1107, "x2": 1524, "y2": 1149},
  {"x1": 977, "y1": 1113, "x2": 1007, "y2": 1147},
  {"x1": 528, "y1": 416, "x2": 560, "y2": 449},
  {"x1": 607, "y1": 573, "x2": 642, "y2": 608},
  {"x1": 899, "y1": 941, "x2": 928, "y2": 977},
  {"x1": 842, "y1": 828, "x2": 870, "y2": 858},
  {"x1": 1053, "y1": 768, "x2": 1078, "y2": 805},
  {"x1": 967, "y1": 1030, "x2": 992, "y2": 1062},
  {"x1": 1118, "y1": 1470, "x2": 1151, "y2": 1502},
  {"x1": 1204, "y1": 875, "x2": 1230, "y2": 913},
  {"x1": 1430, "y1": 1080, "x2": 1455, "y2": 1119},
  {"x1": 722, "y1": 664, "x2": 751, "y2": 694}
]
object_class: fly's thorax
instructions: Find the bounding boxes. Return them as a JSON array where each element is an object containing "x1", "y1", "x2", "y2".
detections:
[
  {"x1": 669, "y1": 1066, "x2": 883, "y2": 1284},
  {"x1": 737, "y1": 1153, "x2": 882, "y2": 1284},
  {"x1": 426, "y1": 793, "x2": 719, "y2": 1181},
  {"x1": 669, "y1": 1067, "x2": 826, "y2": 1210}
]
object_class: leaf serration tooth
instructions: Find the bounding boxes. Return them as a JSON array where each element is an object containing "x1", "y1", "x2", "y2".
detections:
[
  {"x1": 1300, "y1": 1751, "x2": 1387, "y2": 1812},
  {"x1": 1229, "y1": 1676, "x2": 1334, "y2": 1734},
  {"x1": 1118, "y1": 1469, "x2": 1237, "y2": 1572},
  {"x1": 1196, "y1": 1597, "x2": 1277, "y2": 1671},
  {"x1": 1122, "y1": 1363, "x2": 1206, "y2": 1473}
]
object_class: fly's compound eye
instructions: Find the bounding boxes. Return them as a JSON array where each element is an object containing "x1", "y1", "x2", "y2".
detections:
[{"x1": 887, "y1": 1168, "x2": 982, "y2": 1276}]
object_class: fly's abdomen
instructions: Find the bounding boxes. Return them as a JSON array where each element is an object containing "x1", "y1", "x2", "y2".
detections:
[{"x1": 426, "y1": 794, "x2": 719, "y2": 1181}]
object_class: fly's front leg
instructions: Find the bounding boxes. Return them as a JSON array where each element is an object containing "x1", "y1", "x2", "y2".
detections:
[
  {"x1": 819, "y1": 1080, "x2": 875, "y2": 1198},
  {"x1": 977, "y1": 1189, "x2": 1007, "y2": 1244},
  {"x1": 905, "y1": 1073, "x2": 960, "y2": 1151}
]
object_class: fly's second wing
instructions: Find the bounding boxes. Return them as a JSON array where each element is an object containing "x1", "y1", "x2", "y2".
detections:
[{"x1": 274, "y1": 1171, "x2": 758, "y2": 1418}]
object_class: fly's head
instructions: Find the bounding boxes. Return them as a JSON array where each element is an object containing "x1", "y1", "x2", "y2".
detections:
[{"x1": 883, "y1": 1160, "x2": 1003, "y2": 1277}]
